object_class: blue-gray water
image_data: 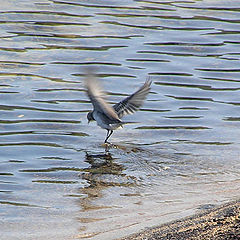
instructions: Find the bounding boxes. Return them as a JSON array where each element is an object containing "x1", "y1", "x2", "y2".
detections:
[{"x1": 0, "y1": 0, "x2": 240, "y2": 239}]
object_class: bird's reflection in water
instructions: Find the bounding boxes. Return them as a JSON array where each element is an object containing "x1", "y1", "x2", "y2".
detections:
[
  {"x1": 78, "y1": 152, "x2": 130, "y2": 212},
  {"x1": 84, "y1": 151, "x2": 124, "y2": 177}
]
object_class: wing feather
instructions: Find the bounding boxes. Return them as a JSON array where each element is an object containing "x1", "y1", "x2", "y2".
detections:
[
  {"x1": 84, "y1": 73, "x2": 120, "y2": 121},
  {"x1": 113, "y1": 79, "x2": 152, "y2": 118}
]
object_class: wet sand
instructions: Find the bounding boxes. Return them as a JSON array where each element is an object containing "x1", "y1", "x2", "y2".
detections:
[{"x1": 120, "y1": 200, "x2": 240, "y2": 240}]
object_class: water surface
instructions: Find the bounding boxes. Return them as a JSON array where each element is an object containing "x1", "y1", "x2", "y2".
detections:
[{"x1": 0, "y1": 0, "x2": 240, "y2": 239}]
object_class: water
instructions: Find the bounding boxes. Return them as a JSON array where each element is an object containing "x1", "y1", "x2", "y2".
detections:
[{"x1": 0, "y1": 0, "x2": 240, "y2": 239}]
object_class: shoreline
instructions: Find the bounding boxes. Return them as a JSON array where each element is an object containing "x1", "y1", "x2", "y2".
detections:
[{"x1": 120, "y1": 200, "x2": 240, "y2": 240}]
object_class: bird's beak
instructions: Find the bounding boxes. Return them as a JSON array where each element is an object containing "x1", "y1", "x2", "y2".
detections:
[{"x1": 88, "y1": 120, "x2": 90, "y2": 124}]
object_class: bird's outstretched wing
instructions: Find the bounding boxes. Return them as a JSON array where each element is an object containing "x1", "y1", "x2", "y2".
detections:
[
  {"x1": 113, "y1": 79, "x2": 152, "y2": 119},
  {"x1": 84, "y1": 72, "x2": 120, "y2": 121}
]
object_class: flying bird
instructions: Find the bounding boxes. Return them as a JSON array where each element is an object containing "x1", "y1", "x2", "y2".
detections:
[{"x1": 84, "y1": 72, "x2": 151, "y2": 144}]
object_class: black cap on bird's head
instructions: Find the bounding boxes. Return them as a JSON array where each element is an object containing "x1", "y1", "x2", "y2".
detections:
[{"x1": 87, "y1": 111, "x2": 94, "y2": 123}]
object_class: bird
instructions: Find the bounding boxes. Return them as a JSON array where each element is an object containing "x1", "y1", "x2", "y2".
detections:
[{"x1": 84, "y1": 72, "x2": 152, "y2": 144}]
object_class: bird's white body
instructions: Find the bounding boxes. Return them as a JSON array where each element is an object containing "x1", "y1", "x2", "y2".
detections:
[{"x1": 93, "y1": 111, "x2": 122, "y2": 130}]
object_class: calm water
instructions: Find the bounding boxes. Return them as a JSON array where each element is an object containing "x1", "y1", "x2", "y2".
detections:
[{"x1": 0, "y1": 0, "x2": 240, "y2": 239}]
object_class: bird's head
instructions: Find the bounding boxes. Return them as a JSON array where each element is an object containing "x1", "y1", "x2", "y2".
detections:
[{"x1": 87, "y1": 111, "x2": 94, "y2": 124}]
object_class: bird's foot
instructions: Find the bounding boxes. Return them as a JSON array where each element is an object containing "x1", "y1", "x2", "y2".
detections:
[
  {"x1": 104, "y1": 141, "x2": 118, "y2": 151},
  {"x1": 104, "y1": 141, "x2": 111, "y2": 150}
]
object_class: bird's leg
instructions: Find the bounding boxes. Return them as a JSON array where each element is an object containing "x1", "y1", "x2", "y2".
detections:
[{"x1": 104, "y1": 130, "x2": 113, "y2": 144}]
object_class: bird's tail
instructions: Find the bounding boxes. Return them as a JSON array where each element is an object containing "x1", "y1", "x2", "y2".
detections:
[{"x1": 121, "y1": 121, "x2": 140, "y2": 125}]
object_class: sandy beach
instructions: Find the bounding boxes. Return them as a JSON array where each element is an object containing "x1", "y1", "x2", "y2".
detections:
[{"x1": 120, "y1": 200, "x2": 240, "y2": 240}]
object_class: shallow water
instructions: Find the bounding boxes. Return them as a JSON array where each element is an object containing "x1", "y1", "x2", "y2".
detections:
[{"x1": 0, "y1": 0, "x2": 240, "y2": 239}]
